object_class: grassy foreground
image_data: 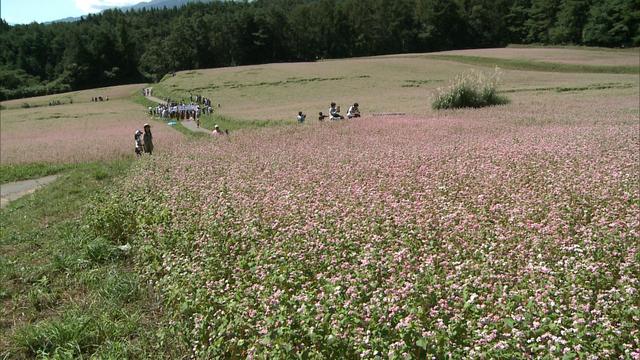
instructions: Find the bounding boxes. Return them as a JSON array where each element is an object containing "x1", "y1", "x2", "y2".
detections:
[
  {"x1": 0, "y1": 163, "x2": 74, "y2": 184},
  {"x1": 0, "y1": 160, "x2": 183, "y2": 358}
]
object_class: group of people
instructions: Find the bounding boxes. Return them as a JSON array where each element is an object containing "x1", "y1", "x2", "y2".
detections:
[
  {"x1": 48, "y1": 99, "x2": 69, "y2": 106},
  {"x1": 134, "y1": 123, "x2": 154, "y2": 156},
  {"x1": 91, "y1": 96, "x2": 109, "y2": 102},
  {"x1": 142, "y1": 88, "x2": 153, "y2": 97},
  {"x1": 299, "y1": 102, "x2": 361, "y2": 123},
  {"x1": 148, "y1": 96, "x2": 217, "y2": 123},
  {"x1": 135, "y1": 97, "x2": 361, "y2": 156},
  {"x1": 150, "y1": 103, "x2": 201, "y2": 120},
  {"x1": 190, "y1": 93, "x2": 217, "y2": 109}
]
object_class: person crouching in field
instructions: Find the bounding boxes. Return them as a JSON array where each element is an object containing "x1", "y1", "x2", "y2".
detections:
[
  {"x1": 347, "y1": 103, "x2": 360, "y2": 119},
  {"x1": 329, "y1": 102, "x2": 344, "y2": 120},
  {"x1": 143, "y1": 124, "x2": 154, "y2": 155},
  {"x1": 297, "y1": 111, "x2": 306, "y2": 123},
  {"x1": 134, "y1": 130, "x2": 144, "y2": 156},
  {"x1": 212, "y1": 124, "x2": 224, "y2": 136},
  {"x1": 318, "y1": 112, "x2": 329, "y2": 121}
]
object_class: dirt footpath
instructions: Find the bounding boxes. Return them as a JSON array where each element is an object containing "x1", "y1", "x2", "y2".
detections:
[
  {"x1": 144, "y1": 88, "x2": 211, "y2": 134},
  {"x1": 0, "y1": 175, "x2": 59, "y2": 208}
]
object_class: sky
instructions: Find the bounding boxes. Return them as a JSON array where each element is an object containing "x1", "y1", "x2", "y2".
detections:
[{"x1": 1, "y1": 0, "x2": 143, "y2": 24}]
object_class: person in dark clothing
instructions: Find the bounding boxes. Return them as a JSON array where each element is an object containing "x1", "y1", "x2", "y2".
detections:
[{"x1": 143, "y1": 123, "x2": 154, "y2": 155}]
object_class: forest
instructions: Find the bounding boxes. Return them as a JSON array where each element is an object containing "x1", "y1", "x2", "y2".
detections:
[{"x1": 0, "y1": 0, "x2": 638, "y2": 100}]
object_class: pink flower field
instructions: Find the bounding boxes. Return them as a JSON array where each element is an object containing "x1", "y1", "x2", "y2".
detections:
[
  {"x1": 0, "y1": 100, "x2": 183, "y2": 164},
  {"x1": 94, "y1": 94, "x2": 639, "y2": 358}
]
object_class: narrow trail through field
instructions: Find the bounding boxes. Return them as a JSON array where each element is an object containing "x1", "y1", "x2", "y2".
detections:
[
  {"x1": 144, "y1": 87, "x2": 211, "y2": 134},
  {"x1": 1, "y1": 175, "x2": 59, "y2": 208}
]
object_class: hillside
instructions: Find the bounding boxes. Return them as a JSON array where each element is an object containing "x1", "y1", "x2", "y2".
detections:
[
  {"x1": 1, "y1": 46, "x2": 638, "y2": 358},
  {"x1": 1, "y1": 0, "x2": 638, "y2": 101},
  {"x1": 151, "y1": 47, "x2": 639, "y2": 121}
]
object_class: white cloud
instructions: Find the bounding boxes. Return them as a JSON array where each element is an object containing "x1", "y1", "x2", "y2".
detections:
[{"x1": 75, "y1": 0, "x2": 145, "y2": 14}]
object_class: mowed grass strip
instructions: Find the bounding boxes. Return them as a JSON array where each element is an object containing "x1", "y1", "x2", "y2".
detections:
[
  {"x1": 426, "y1": 54, "x2": 639, "y2": 74},
  {"x1": 0, "y1": 160, "x2": 183, "y2": 359}
]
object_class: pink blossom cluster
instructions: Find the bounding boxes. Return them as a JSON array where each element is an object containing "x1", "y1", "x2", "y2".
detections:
[{"x1": 117, "y1": 107, "x2": 639, "y2": 358}]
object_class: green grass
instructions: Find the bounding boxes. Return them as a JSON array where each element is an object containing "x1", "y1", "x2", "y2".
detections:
[
  {"x1": 0, "y1": 163, "x2": 75, "y2": 184},
  {"x1": 131, "y1": 91, "x2": 210, "y2": 138},
  {"x1": 199, "y1": 112, "x2": 292, "y2": 132},
  {"x1": 506, "y1": 43, "x2": 640, "y2": 53},
  {"x1": 500, "y1": 82, "x2": 635, "y2": 94},
  {"x1": 0, "y1": 160, "x2": 182, "y2": 359},
  {"x1": 131, "y1": 91, "x2": 158, "y2": 109},
  {"x1": 426, "y1": 54, "x2": 639, "y2": 74},
  {"x1": 148, "y1": 84, "x2": 294, "y2": 131}
]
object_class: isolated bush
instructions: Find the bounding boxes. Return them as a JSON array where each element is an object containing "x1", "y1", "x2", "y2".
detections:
[{"x1": 432, "y1": 67, "x2": 509, "y2": 109}]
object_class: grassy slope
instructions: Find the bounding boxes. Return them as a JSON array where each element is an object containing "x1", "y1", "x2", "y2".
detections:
[
  {"x1": 0, "y1": 84, "x2": 146, "y2": 110},
  {"x1": 1, "y1": 46, "x2": 638, "y2": 358},
  {"x1": 152, "y1": 47, "x2": 637, "y2": 121},
  {"x1": 424, "y1": 54, "x2": 639, "y2": 74},
  {"x1": 0, "y1": 163, "x2": 74, "y2": 184},
  {"x1": 0, "y1": 160, "x2": 182, "y2": 358},
  {"x1": 1, "y1": 86, "x2": 188, "y2": 357},
  {"x1": 145, "y1": 85, "x2": 294, "y2": 132},
  {"x1": 0, "y1": 90, "x2": 182, "y2": 184}
]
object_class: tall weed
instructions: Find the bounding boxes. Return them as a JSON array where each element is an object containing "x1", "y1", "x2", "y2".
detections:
[{"x1": 432, "y1": 67, "x2": 509, "y2": 109}]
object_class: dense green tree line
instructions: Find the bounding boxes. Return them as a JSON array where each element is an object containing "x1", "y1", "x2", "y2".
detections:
[{"x1": 0, "y1": 0, "x2": 638, "y2": 100}]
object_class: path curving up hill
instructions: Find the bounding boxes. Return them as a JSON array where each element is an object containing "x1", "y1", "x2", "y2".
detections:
[
  {"x1": 0, "y1": 175, "x2": 59, "y2": 208},
  {"x1": 144, "y1": 88, "x2": 211, "y2": 134}
]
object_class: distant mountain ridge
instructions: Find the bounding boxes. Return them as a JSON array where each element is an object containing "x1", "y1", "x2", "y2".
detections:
[{"x1": 48, "y1": 0, "x2": 213, "y2": 23}]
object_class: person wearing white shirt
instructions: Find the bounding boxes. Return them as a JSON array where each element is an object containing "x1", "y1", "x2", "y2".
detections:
[
  {"x1": 297, "y1": 111, "x2": 306, "y2": 123},
  {"x1": 329, "y1": 102, "x2": 344, "y2": 120},
  {"x1": 347, "y1": 103, "x2": 360, "y2": 119}
]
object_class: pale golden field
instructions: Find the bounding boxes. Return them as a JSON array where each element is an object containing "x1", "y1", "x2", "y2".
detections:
[
  {"x1": 155, "y1": 48, "x2": 638, "y2": 121},
  {"x1": 0, "y1": 83, "x2": 146, "y2": 110},
  {"x1": 435, "y1": 46, "x2": 640, "y2": 66},
  {"x1": 0, "y1": 98, "x2": 183, "y2": 164}
]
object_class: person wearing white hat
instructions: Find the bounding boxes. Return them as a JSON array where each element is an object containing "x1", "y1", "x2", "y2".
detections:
[{"x1": 212, "y1": 124, "x2": 224, "y2": 135}]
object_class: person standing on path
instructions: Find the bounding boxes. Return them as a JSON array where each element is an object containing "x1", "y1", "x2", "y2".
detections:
[{"x1": 143, "y1": 123, "x2": 154, "y2": 155}]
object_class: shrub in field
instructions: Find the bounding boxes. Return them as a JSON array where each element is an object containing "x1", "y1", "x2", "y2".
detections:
[{"x1": 432, "y1": 67, "x2": 509, "y2": 109}]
